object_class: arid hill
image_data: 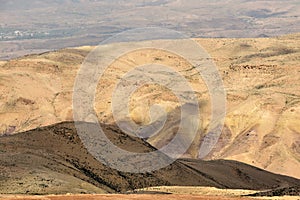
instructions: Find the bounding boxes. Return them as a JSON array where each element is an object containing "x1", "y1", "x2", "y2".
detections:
[
  {"x1": 0, "y1": 33, "x2": 299, "y2": 179},
  {"x1": 0, "y1": 122, "x2": 299, "y2": 195}
]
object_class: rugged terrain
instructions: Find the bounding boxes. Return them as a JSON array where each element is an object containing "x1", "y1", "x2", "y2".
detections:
[
  {"x1": 0, "y1": 121, "x2": 299, "y2": 195},
  {"x1": 0, "y1": 33, "x2": 300, "y2": 180}
]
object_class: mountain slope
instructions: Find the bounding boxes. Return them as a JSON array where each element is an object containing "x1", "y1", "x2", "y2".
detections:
[
  {"x1": 0, "y1": 122, "x2": 299, "y2": 195},
  {"x1": 0, "y1": 33, "x2": 299, "y2": 179}
]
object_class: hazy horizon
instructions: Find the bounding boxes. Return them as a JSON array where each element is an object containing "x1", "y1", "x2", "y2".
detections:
[{"x1": 0, "y1": 0, "x2": 299, "y2": 59}]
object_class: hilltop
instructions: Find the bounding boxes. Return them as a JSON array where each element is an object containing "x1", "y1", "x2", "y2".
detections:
[{"x1": 0, "y1": 33, "x2": 299, "y2": 179}]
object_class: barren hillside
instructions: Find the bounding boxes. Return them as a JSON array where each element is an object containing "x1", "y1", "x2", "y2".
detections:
[
  {"x1": 0, "y1": 122, "x2": 299, "y2": 195},
  {"x1": 0, "y1": 33, "x2": 299, "y2": 178}
]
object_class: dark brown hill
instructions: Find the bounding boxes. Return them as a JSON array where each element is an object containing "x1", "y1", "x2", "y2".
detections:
[{"x1": 0, "y1": 122, "x2": 299, "y2": 195}]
